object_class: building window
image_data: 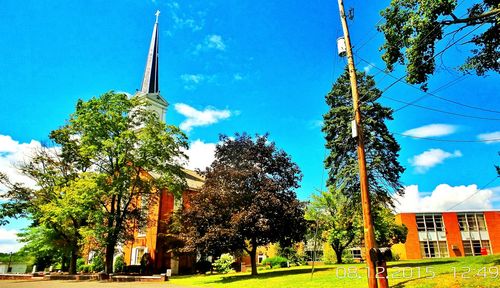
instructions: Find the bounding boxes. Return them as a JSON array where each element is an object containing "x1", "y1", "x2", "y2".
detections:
[
  {"x1": 419, "y1": 241, "x2": 449, "y2": 258},
  {"x1": 463, "y1": 240, "x2": 491, "y2": 256},
  {"x1": 458, "y1": 212, "x2": 487, "y2": 232},
  {"x1": 350, "y1": 248, "x2": 362, "y2": 259},
  {"x1": 416, "y1": 214, "x2": 444, "y2": 231},
  {"x1": 138, "y1": 195, "x2": 148, "y2": 236},
  {"x1": 131, "y1": 247, "x2": 146, "y2": 265}
]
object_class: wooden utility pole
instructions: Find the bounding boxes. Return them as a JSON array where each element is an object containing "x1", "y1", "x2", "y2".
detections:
[{"x1": 336, "y1": 1, "x2": 381, "y2": 288}]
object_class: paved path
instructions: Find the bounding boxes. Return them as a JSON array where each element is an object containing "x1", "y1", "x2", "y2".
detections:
[{"x1": 0, "y1": 280, "x2": 195, "y2": 288}]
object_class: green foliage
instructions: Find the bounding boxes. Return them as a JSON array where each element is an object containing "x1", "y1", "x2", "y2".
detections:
[
  {"x1": 379, "y1": 0, "x2": 499, "y2": 87},
  {"x1": 182, "y1": 133, "x2": 306, "y2": 276},
  {"x1": 17, "y1": 226, "x2": 71, "y2": 271},
  {"x1": 373, "y1": 206, "x2": 408, "y2": 247},
  {"x1": 306, "y1": 189, "x2": 361, "y2": 264},
  {"x1": 113, "y1": 255, "x2": 125, "y2": 273},
  {"x1": 278, "y1": 246, "x2": 305, "y2": 266},
  {"x1": 212, "y1": 253, "x2": 234, "y2": 274},
  {"x1": 91, "y1": 253, "x2": 105, "y2": 272},
  {"x1": 323, "y1": 68, "x2": 405, "y2": 207},
  {"x1": 52, "y1": 91, "x2": 187, "y2": 273},
  {"x1": 341, "y1": 250, "x2": 355, "y2": 264},
  {"x1": 76, "y1": 258, "x2": 85, "y2": 272},
  {"x1": 262, "y1": 256, "x2": 289, "y2": 268}
]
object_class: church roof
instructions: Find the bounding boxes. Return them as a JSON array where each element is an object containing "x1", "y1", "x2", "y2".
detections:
[
  {"x1": 148, "y1": 168, "x2": 205, "y2": 191},
  {"x1": 182, "y1": 169, "x2": 205, "y2": 191}
]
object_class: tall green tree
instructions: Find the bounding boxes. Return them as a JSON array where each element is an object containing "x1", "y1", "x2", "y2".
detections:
[
  {"x1": 60, "y1": 91, "x2": 187, "y2": 274},
  {"x1": 323, "y1": 68, "x2": 405, "y2": 207},
  {"x1": 181, "y1": 133, "x2": 306, "y2": 276},
  {"x1": 306, "y1": 188, "x2": 361, "y2": 264},
  {"x1": 379, "y1": 0, "x2": 499, "y2": 87},
  {"x1": 0, "y1": 145, "x2": 95, "y2": 274}
]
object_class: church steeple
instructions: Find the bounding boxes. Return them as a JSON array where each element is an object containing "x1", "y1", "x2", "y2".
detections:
[
  {"x1": 137, "y1": 10, "x2": 168, "y2": 122},
  {"x1": 141, "y1": 10, "x2": 160, "y2": 94}
]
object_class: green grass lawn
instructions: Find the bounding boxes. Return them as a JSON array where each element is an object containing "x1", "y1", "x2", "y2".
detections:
[{"x1": 170, "y1": 255, "x2": 500, "y2": 288}]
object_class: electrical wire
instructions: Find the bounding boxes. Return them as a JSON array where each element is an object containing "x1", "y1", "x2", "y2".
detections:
[
  {"x1": 355, "y1": 56, "x2": 500, "y2": 114},
  {"x1": 446, "y1": 176, "x2": 499, "y2": 211},
  {"x1": 381, "y1": 22, "x2": 485, "y2": 94},
  {"x1": 383, "y1": 96, "x2": 500, "y2": 120},
  {"x1": 393, "y1": 132, "x2": 500, "y2": 143}
]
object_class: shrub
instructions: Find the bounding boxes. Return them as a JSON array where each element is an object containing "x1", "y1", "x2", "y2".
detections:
[
  {"x1": 195, "y1": 260, "x2": 212, "y2": 274},
  {"x1": 212, "y1": 254, "x2": 234, "y2": 274},
  {"x1": 90, "y1": 254, "x2": 105, "y2": 272},
  {"x1": 80, "y1": 264, "x2": 91, "y2": 273},
  {"x1": 341, "y1": 250, "x2": 355, "y2": 264},
  {"x1": 76, "y1": 258, "x2": 85, "y2": 272},
  {"x1": 262, "y1": 256, "x2": 288, "y2": 268},
  {"x1": 114, "y1": 255, "x2": 125, "y2": 273}
]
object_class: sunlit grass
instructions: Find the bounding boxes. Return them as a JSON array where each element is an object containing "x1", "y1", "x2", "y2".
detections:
[{"x1": 169, "y1": 255, "x2": 500, "y2": 288}]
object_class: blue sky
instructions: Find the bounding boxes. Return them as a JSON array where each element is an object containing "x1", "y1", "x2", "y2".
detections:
[{"x1": 0, "y1": 0, "x2": 499, "y2": 252}]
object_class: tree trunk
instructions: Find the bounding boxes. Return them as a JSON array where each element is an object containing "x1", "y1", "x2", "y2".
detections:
[
  {"x1": 105, "y1": 241, "x2": 116, "y2": 274},
  {"x1": 250, "y1": 240, "x2": 258, "y2": 276},
  {"x1": 68, "y1": 247, "x2": 78, "y2": 274},
  {"x1": 334, "y1": 247, "x2": 343, "y2": 264},
  {"x1": 61, "y1": 254, "x2": 68, "y2": 272}
]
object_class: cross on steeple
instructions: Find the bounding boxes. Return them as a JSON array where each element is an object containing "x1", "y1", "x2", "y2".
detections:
[{"x1": 155, "y1": 10, "x2": 160, "y2": 24}]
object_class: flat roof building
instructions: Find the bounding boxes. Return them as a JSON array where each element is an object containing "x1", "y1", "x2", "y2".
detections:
[{"x1": 392, "y1": 211, "x2": 500, "y2": 259}]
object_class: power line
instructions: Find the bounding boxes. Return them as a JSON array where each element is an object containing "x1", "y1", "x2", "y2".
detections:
[
  {"x1": 381, "y1": 22, "x2": 485, "y2": 94},
  {"x1": 356, "y1": 56, "x2": 500, "y2": 114},
  {"x1": 446, "y1": 176, "x2": 499, "y2": 211},
  {"x1": 393, "y1": 132, "x2": 500, "y2": 143},
  {"x1": 383, "y1": 95, "x2": 500, "y2": 121}
]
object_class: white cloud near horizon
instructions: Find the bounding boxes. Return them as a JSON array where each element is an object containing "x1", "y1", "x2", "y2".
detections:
[
  {"x1": 409, "y1": 148, "x2": 462, "y2": 173},
  {"x1": 477, "y1": 131, "x2": 500, "y2": 144},
  {"x1": 174, "y1": 103, "x2": 231, "y2": 132},
  {"x1": 403, "y1": 124, "x2": 458, "y2": 138},
  {"x1": 394, "y1": 184, "x2": 494, "y2": 212},
  {"x1": 183, "y1": 139, "x2": 216, "y2": 171},
  {"x1": 0, "y1": 227, "x2": 23, "y2": 253},
  {"x1": 0, "y1": 135, "x2": 39, "y2": 194}
]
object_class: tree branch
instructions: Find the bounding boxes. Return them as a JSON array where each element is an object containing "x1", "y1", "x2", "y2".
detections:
[{"x1": 441, "y1": 8, "x2": 500, "y2": 25}]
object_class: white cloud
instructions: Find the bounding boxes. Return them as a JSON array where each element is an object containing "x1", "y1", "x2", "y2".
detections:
[
  {"x1": 183, "y1": 140, "x2": 216, "y2": 170},
  {"x1": 477, "y1": 131, "x2": 500, "y2": 144},
  {"x1": 0, "y1": 135, "x2": 40, "y2": 194},
  {"x1": 233, "y1": 73, "x2": 243, "y2": 81},
  {"x1": 363, "y1": 63, "x2": 375, "y2": 74},
  {"x1": 207, "y1": 34, "x2": 226, "y2": 50},
  {"x1": 0, "y1": 228, "x2": 23, "y2": 253},
  {"x1": 180, "y1": 74, "x2": 204, "y2": 90},
  {"x1": 403, "y1": 124, "x2": 458, "y2": 138},
  {"x1": 409, "y1": 148, "x2": 462, "y2": 173},
  {"x1": 394, "y1": 184, "x2": 494, "y2": 212},
  {"x1": 180, "y1": 74, "x2": 217, "y2": 90},
  {"x1": 166, "y1": 2, "x2": 204, "y2": 32},
  {"x1": 194, "y1": 34, "x2": 226, "y2": 54},
  {"x1": 174, "y1": 103, "x2": 231, "y2": 132}
]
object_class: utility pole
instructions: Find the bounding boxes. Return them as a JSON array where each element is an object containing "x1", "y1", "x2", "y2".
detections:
[{"x1": 336, "y1": 1, "x2": 382, "y2": 288}]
